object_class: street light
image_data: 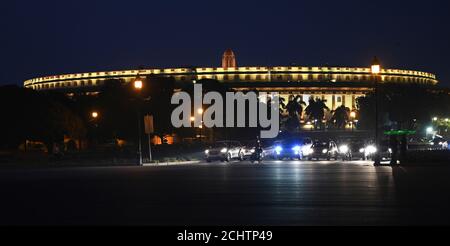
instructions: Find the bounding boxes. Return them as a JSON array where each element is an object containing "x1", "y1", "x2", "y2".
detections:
[
  {"x1": 90, "y1": 111, "x2": 99, "y2": 148},
  {"x1": 134, "y1": 78, "x2": 143, "y2": 166},
  {"x1": 432, "y1": 117, "x2": 438, "y2": 121},
  {"x1": 371, "y1": 56, "x2": 381, "y2": 166},
  {"x1": 196, "y1": 108, "x2": 205, "y2": 142},
  {"x1": 134, "y1": 79, "x2": 143, "y2": 90}
]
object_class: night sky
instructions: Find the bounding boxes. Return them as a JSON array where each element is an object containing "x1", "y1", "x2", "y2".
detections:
[{"x1": 2, "y1": 0, "x2": 449, "y2": 87}]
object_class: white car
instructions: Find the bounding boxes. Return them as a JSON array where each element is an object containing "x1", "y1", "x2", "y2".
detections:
[{"x1": 205, "y1": 141, "x2": 244, "y2": 162}]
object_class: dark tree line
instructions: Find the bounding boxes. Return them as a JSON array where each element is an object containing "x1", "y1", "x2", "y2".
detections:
[
  {"x1": 356, "y1": 83, "x2": 450, "y2": 132},
  {"x1": 0, "y1": 85, "x2": 86, "y2": 152},
  {"x1": 0, "y1": 75, "x2": 176, "y2": 153}
]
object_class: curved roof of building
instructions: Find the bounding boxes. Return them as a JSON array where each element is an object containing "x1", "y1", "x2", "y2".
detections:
[{"x1": 24, "y1": 66, "x2": 438, "y2": 91}]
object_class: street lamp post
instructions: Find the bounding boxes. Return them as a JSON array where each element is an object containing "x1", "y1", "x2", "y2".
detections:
[
  {"x1": 190, "y1": 116, "x2": 197, "y2": 141},
  {"x1": 197, "y1": 108, "x2": 203, "y2": 142},
  {"x1": 134, "y1": 79, "x2": 143, "y2": 166},
  {"x1": 371, "y1": 57, "x2": 382, "y2": 166},
  {"x1": 90, "y1": 111, "x2": 99, "y2": 148}
]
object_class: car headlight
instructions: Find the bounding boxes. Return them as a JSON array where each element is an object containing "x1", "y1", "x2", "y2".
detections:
[
  {"x1": 339, "y1": 145, "x2": 349, "y2": 153},
  {"x1": 303, "y1": 148, "x2": 313, "y2": 155},
  {"x1": 220, "y1": 148, "x2": 228, "y2": 153},
  {"x1": 359, "y1": 148, "x2": 365, "y2": 153},
  {"x1": 322, "y1": 149, "x2": 328, "y2": 154},
  {"x1": 250, "y1": 149, "x2": 255, "y2": 153},
  {"x1": 275, "y1": 146, "x2": 282, "y2": 154},
  {"x1": 292, "y1": 146, "x2": 301, "y2": 154},
  {"x1": 292, "y1": 145, "x2": 301, "y2": 151},
  {"x1": 205, "y1": 150, "x2": 209, "y2": 154},
  {"x1": 365, "y1": 145, "x2": 377, "y2": 154}
]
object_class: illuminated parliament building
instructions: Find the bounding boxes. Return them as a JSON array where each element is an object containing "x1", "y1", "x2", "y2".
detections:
[{"x1": 24, "y1": 49, "x2": 438, "y2": 113}]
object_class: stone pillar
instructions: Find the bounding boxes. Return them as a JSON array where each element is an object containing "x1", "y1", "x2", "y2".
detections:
[
  {"x1": 351, "y1": 95, "x2": 356, "y2": 110},
  {"x1": 332, "y1": 94, "x2": 336, "y2": 110}
]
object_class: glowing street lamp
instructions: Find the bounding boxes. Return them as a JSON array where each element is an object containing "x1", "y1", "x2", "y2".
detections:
[
  {"x1": 91, "y1": 111, "x2": 99, "y2": 119},
  {"x1": 371, "y1": 56, "x2": 382, "y2": 166},
  {"x1": 194, "y1": 108, "x2": 205, "y2": 142},
  {"x1": 432, "y1": 117, "x2": 438, "y2": 121},
  {"x1": 134, "y1": 78, "x2": 144, "y2": 166},
  {"x1": 90, "y1": 111, "x2": 100, "y2": 148},
  {"x1": 426, "y1": 126, "x2": 433, "y2": 134},
  {"x1": 134, "y1": 79, "x2": 143, "y2": 90}
]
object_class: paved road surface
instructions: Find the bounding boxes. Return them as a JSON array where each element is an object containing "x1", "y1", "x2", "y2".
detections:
[{"x1": 1, "y1": 160, "x2": 450, "y2": 225}]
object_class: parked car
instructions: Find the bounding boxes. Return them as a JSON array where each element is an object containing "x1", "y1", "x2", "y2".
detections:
[
  {"x1": 364, "y1": 140, "x2": 391, "y2": 161},
  {"x1": 429, "y1": 136, "x2": 449, "y2": 149},
  {"x1": 336, "y1": 139, "x2": 367, "y2": 161},
  {"x1": 240, "y1": 141, "x2": 265, "y2": 160},
  {"x1": 262, "y1": 140, "x2": 282, "y2": 159},
  {"x1": 204, "y1": 141, "x2": 244, "y2": 162},
  {"x1": 307, "y1": 140, "x2": 339, "y2": 160},
  {"x1": 269, "y1": 137, "x2": 314, "y2": 160}
]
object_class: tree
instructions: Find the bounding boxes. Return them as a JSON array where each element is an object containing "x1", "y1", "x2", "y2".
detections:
[
  {"x1": 284, "y1": 95, "x2": 306, "y2": 131},
  {"x1": 143, "y1": 75, "x2": 176, "y2": 143},
  {"x1": 330, "y1": 105, "x2": 350, "y2": 129},
  {"x1": 0, "y1": 85, "x2": 86, "y2": 152},
  {"x1": 305, "y1": 97, "x2": 330, "y2": 130},
  {"x1": 356, "y1": 83, "x2": 450, "y2": 132}
]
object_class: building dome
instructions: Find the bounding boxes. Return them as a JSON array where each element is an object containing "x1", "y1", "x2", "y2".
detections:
[{"x1": 222, "y1": 49, "x2": 237, "y2": 69}]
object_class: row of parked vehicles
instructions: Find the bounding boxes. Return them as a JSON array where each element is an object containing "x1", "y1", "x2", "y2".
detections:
[{"x1": 204, "y1": 137, "x2": 386, "y2": 162}]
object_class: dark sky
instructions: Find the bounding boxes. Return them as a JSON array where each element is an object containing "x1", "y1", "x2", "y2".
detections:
[{"x1": 1, "y1": 0, "x2": 449, "y2": 87}]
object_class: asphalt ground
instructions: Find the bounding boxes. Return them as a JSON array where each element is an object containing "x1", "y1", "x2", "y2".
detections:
[{"x1": 1, "y1": 160, "x2": 449, "y2": 225}]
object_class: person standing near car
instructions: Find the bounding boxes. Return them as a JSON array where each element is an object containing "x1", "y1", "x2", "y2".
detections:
[
  {"x1": 389, "y1": 135, "x2": 399, "y2": 165},
  {"x1": 254, "y1": 136, "x2": 263, "y2": 163},
  {"x1": 399, "y1": 135, "x2": 408, "y2": 164}
]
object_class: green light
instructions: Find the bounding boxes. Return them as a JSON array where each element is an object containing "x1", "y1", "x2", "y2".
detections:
[{"x1": 384, "y1": 130, "x2": 416, "y2": 136}]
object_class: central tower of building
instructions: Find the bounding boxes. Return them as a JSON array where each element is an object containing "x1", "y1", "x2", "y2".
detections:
[{"x1": 222, "y1": 48, "x2": 237, "y2": 69}]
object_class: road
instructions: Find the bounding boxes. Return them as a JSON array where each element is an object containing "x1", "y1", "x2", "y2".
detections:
[{"x1": 1, "y1": 160, "x2": 450, "y2": 225}]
